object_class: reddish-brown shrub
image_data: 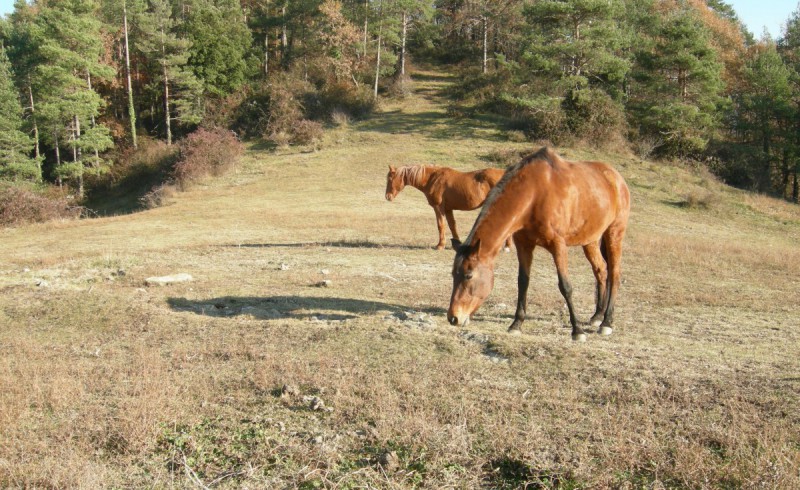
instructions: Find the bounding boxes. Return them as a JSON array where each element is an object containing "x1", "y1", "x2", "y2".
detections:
[
  {"x1": 291, "y1": 119, "x2": 324, "y2": 146},
  {"x1": 172, "y1": 128, "x2": 244, "y2": 189},
  {"x1": 0, "y1": 184, "x2": 81, "y2": 227}
]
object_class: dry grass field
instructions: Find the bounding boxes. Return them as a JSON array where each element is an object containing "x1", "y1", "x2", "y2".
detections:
[{"x1": 1, "y1": 69, "x2": 799, "y2": 489}]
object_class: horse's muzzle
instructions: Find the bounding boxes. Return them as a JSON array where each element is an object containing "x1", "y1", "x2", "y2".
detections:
[
  {"x1": 385, "y1": 193, "x2": 393, "y2": 201},
  {"x1": 448, "y1": 314, "x2": 469, "y2": 327}
]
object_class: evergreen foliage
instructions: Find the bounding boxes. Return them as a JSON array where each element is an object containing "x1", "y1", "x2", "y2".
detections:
[
  {"x1": 0, "y1": 0, "x2": 799, "y2": 203},
  {"x1": 0, "y1": 47, "x2": 39, "y2": 180}
]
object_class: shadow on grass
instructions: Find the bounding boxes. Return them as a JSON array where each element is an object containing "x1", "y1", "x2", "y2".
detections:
[
  {"x1": 84, "y1": 152, "x2": 177, "y2": 216},
  {"x1": 410, "y1": 72, "x2": 457, "y2": 83},
  {"x1": 356, "y1": 109, "x2": 507, "y2": 142},
  {"x1": 220, "y1": 240, "x2": 435, "y2": 251},
  {"x1": 167, "y1": 295, "x2": 445, "y2": 321}
]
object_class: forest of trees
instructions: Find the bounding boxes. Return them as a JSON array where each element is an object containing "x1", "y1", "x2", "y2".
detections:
[{"x1": 1, "y1": 0, "x2": 800, "y2": 208}]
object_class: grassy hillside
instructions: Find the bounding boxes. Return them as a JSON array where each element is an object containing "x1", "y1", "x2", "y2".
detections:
[{"x1": 1, "y1": 69, "x2": 799, "y2": 488}]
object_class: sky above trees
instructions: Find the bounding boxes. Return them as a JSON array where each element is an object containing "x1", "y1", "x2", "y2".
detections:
[{"x1": 727, "y1": 0, "x2": 797, "y2": 38}]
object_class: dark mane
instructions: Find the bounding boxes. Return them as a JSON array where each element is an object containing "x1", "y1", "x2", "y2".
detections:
[{"x1": 519, "y1": 146, "x2": 558, "y2": 167}]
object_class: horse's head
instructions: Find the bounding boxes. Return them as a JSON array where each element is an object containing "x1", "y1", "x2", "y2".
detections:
[
  {"x1": 448, "y1": 239, "x2": 495, "y2": 327},
  {"x1": 385, "y1": 166, "x2": 404, "y2": 201}
]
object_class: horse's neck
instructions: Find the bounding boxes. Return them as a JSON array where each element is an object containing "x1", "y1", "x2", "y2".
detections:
[
  {"x1": 404, "y1": 166, "x2": 431, "y2": 189},
  {"x1": 468, "y1": 191, "x2": 523, "y2": 258}
]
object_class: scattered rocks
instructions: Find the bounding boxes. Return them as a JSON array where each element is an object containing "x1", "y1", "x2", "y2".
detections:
[
  {"x1": 279, "y1": 263, "x2": 290, "y2": 271},
  {"x1": 460, "y1": 331, "x2": 509, "y2": 364},
  {"x1": 384, "y1": 310, "x2": 437, "y2": 329},
  {"x1": 145, "y1": 273, "x2": 193, "y2": 286},
  {"x1": 34, "y1": 279, "x2": 49, "y2": 288},
  {"x1": 303, "y1": 395, "x2": 332, "y2": 412},
  {"x1": 313, "y1": 280, "x2": 332, "y2": 288},
  {"x1": 378, "y1": 451, "x2": 400, "y2": 472},
  {"x1": 460, "y1": 331, "x2": 490, "y2": 345},
  {"x1": 281, "y1": 384, "x2": 300, "y2": 398}
]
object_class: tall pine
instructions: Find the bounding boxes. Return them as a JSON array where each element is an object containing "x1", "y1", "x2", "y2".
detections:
[
  {"x1": 0, "y1": 46, "x2": 39, "y2": 181},
  {"x1": 137, "y1": 0, "x2": 202, "y2": 145}
]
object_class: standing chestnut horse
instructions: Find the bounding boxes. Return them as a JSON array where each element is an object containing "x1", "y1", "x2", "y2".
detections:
[
  {"x1": 385, "y1": 165, "x2": 511, "y2": 250},
  {"x1": 447, "y1": 147, "x2": 630, "y2": 342}
]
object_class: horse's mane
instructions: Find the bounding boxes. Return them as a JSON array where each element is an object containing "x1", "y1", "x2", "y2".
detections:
[
  {"x1": 398, "y1": 165, "x2": 431, "y2": 187},
  {"x1": 463, "y1": 147, "x2": 556, "y2": 248}
]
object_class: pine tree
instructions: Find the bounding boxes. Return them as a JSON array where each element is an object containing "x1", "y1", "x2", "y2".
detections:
[
  {"x1": 513, "y1": 0, "x2": 630, "y2": 142},
  {"x1": 630, "y1": 9, "x2": 726, "y2": 156},
  {"x1": 184, "y1": 0, "x2": 255, "y2": 97},
  {"x1": 32, "y1": 0, "x2": 115, "y2": 197},
  {"x1": 0, "y1": 46, "x2": 39, "y2": 181},
  {"x1": 735, "y1": 41, "x2": 794, "y2": 192},
  {"x1": 137, "y1": 0, "x2": 203, "y2": 145}
]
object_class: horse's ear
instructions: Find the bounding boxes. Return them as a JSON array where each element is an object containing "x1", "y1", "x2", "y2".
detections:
[
  {"x1": 388, "y1": 165, "x2": 395, "y2": 172},
  {"x1": 451, "y1": 238, "x2": 462, "y2": 250}
]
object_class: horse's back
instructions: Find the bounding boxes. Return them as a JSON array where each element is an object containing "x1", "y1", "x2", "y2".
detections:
[
  {"x1": 433, "y1": 167, "x2": 503, "y2": 210},
  {"x1": 510, "y1": 152, "x2": 629, "y2": 245}
]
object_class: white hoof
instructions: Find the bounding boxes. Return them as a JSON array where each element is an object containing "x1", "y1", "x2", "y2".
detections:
[
  {"x1": 508, "y1": 328, "x2": 522, "y2": 336},
  {"x1": 598, "y1": 326, "x2": 613, "y2": 336},
  {"x1": 571, "y1": 333, "x2": 587, "y2": 342},
  {"x1": 503, "y1": 247, "x2": 511, "y2": 253},
  {"x1": 590, "y1": 318, "x2": 603, "y2": 328}
]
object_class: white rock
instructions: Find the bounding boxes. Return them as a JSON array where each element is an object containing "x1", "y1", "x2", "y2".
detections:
[{"x1": 145, "y1": 273, "x2": 193, "y2": 286}]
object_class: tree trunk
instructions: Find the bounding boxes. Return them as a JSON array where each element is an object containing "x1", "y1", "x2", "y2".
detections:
[
  {"x1": 264, "y1": 30, "x2": 269, "y2": 78},
  {"x1": 482, "y1": 15, "x2": 488, "y2": 74},
  {"x1": 781, "y1": 147, "x2": 791, "y2": 199},
  {"x1": 54, "y1": 127, "x2": 62, "y2": 188},
  {"x1": 374, "y1": 27, "x2": 382, "y2": 99},
  {"x1": 73, "y1": 115, "x2": 83, "y2": 198},
  {"x1": 400, "y1": 11, "x2": 407, "y2": 76},
  {"x1": 363, "y1": 0, "x2": 369, "y2": 57},
  {"x1": 27, "y1": 82, "x2": 41, "y2": 179},
  {"x1": 164, "y1": 65, "x2": 172, "y2": 146},
  {"x1": 124, "y1": 2, "x2": 138, "y2": 149},
  {"x1": 281, "y1": 3, "x2": 288, "y2": 60},
  {"x1": 86, "y1": 70, "x2": 100, "y2": 167},
  {"x1": 160, "y1": 24, "x2": 172, "y2": 146}
]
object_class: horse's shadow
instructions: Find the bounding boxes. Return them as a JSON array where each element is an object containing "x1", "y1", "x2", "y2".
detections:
[
  {"x1": 220, "y1": 240, "x2": 433, "y2": 251},
  {"x1": 167, "y1": 295, "x2": 445, "y2": 321}
]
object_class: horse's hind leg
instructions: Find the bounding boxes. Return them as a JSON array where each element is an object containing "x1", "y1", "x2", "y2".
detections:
[
  {"x1": 550, "y1": 241, "x2": 585, "y2": 342},
  {"x1": 433, "y1": 206, "x2": 446, "y2": 250},
  {"x1": 599, "y1": 226, "x2": 626, "y2": 335},
  {"x1": 583, "y1": 241, "x2": 608, "y2": 328},
  {"x1": 444, "y1": 209, "x2": 460, "y2": 246}
]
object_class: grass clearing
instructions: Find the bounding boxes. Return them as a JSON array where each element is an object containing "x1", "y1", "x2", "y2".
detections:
[{"x1": 1, "y1": 68, "x2": 799, "y2": 488}]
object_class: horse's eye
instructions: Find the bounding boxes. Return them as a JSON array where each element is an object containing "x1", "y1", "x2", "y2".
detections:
[{"x1": 464, "y1": 272, "x2": 474, "y2": 280}]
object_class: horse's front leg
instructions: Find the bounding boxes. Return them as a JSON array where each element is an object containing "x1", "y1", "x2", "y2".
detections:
[
  {"x1": 433, "y1": 206, "x2": 446, "y2": 250},
  {"x1": 509, "y1": 237, "x2": 534, "y2": 334}
]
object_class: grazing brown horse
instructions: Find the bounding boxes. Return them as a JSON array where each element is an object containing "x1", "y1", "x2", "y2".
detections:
[
  {"x1": 385, "y1": 165, "x2": 511, "y2": 250},
  {"x1": 447, "y1": 147, "x2": 631, "y2": 342}
]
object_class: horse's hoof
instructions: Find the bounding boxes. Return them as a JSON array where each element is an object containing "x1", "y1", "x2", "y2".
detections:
[
  {"x1": 503, "y1": 247, "x2": 511, "y2": 253},
  {"x1": 598, "y1": 326, "x2": 613, "y2": 336},
  {"x1": 435, "y1": 245, "x2": 445, "y2": 250},
  {"x1": 590, "y1": 318, "x2": 603, "y2": 328},
  {"x1": 508, "y1": 327, "x2": 522, "y2": 336},
  {"x1": 571, "y1": 333, "x2": 587, "y2": 342}
]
